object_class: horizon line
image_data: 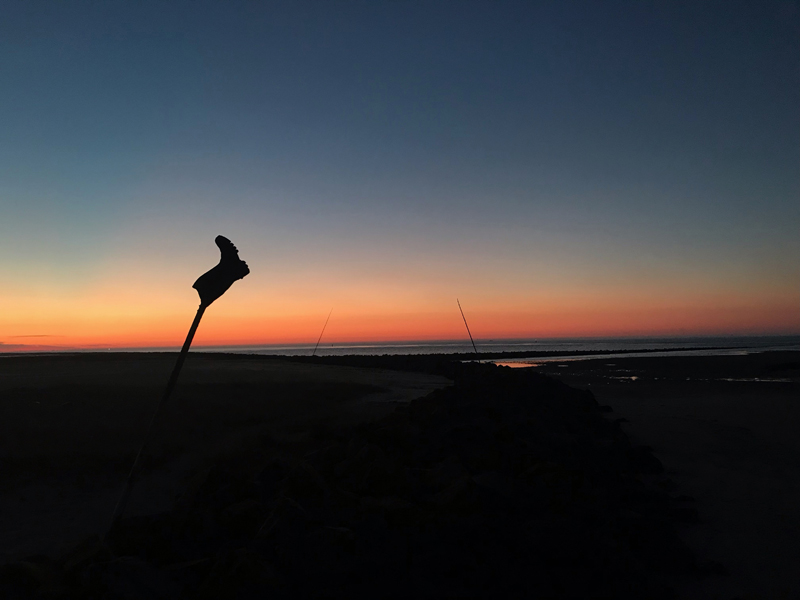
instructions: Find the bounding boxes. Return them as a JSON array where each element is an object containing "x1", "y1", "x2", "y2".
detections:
[{"x1": 3, "y1": 332, "x2": 800, "y2": 353}]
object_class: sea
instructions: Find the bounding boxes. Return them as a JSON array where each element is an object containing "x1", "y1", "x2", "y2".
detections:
[
  {"x1": 189, "y1": 335, "x2": 800, "y2": 360},
  {"x1": 6, "y1": 335, "x2": 799, "y2": 361}
]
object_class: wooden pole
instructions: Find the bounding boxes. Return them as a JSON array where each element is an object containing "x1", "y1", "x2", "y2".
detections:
[
  {"x1": 311, "y1": 308, "x2": 333, "y2": 357},
  {"x1": 457, "y1": 299, "x2": 478, "y2": 354},
  {"x1": 106, "y1": 303, "x2": 206, "y2": 537}
]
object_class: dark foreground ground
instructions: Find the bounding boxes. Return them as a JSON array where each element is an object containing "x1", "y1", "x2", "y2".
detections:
[
  {"x1": 527, "y1": 352, "x2": 800, "y2": 599},
  {"x1": 0, "y1": 351, "x2": 797, "y2": 598}
]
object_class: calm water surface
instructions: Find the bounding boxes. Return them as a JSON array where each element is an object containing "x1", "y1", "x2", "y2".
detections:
[
  {"x1": 9, "y1": 336, "x2": 797, "y2": 359},
  {"x1": 195, "y1": 336, "x2": 800, "y2": 358}
]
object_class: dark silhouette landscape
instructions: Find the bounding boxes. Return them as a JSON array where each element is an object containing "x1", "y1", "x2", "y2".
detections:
[{"x1": 1, "y1": 350, "x2": 798, "y2": 597}]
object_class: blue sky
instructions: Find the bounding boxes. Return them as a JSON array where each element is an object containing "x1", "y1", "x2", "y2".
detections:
[{"x1": 1, "y1": 0, "x2": 798, "y2": 346}]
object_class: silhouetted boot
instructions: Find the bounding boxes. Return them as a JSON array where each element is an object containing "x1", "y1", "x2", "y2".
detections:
[{"x1": 192, "y1": 235, "x2": 250, "y2": 307}]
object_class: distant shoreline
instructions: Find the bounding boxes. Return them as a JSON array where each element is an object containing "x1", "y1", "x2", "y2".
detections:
[
  {"x1": 0, "y1": 345, "x2": 739, "y2": 359},
  {"x1": 3, "y1": 344, "x2": 798, "y2": 363},
  {"x1": 3, "y1": 334, "x2": 798, "y2": 357}
]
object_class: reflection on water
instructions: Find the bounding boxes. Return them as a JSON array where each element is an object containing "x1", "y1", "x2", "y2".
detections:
[
  {"x1": 718, "y1": 378, "x2": 793, "y2": 383},
  {"x1": 487, "y1": 345, "x2": 798, "y2": 368}
]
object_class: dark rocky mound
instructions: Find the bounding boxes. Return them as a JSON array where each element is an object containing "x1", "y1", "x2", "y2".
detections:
[{"x1": 1, "y1": 363, "x2": 699, "y2": 598}]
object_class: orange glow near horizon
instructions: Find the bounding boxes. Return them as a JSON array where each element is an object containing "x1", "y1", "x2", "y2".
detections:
[
  {"x1": 2, "y1": 245, "x2": 798, "y2": 351},
  {"x1": 2, "y1": 282, "x2": 798, "y2": 351}
]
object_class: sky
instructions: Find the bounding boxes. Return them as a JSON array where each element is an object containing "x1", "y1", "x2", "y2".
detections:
[{"x1": 1, "y1": 0, "x2": 798, "y2": 350}]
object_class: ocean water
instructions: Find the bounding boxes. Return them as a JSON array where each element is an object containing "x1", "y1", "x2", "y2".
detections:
[
  {"x1": 6, "y1": 336, "x2": 797, "y2": 358},
  {"x1": 190, "y1": 335, "x2": 800, "y2": 358}
]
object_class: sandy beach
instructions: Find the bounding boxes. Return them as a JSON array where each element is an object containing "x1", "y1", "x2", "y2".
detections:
[
  {"x1": 529, "y1": 351, "x2": 800, "y2": 598},
  {"x1": 1, "y1": 350, "x2": 798, "y2": 597},
  {"x1": 0, "y1": 353, "x2": 450, "y2": 560}
]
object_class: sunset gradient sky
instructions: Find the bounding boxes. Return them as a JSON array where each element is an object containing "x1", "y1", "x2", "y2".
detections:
[{"x1": 1, "y1": 1, "x2": 798, "y2": 350}]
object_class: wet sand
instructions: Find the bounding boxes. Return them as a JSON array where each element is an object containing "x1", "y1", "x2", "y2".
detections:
[{"x1": 530, "y1": 351, "x2": 800, "y2": 599}]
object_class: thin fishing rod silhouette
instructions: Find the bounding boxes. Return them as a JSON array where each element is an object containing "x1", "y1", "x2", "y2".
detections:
[
  {"x1": 457, "y1": 299, "x2": 478, "y2": 354},
  {"x1": 107, "y1": 235, "x2": 249, "y2": 536},
  {"x1": 312, "y1": 309, "x2": 333, "y2": 357}
]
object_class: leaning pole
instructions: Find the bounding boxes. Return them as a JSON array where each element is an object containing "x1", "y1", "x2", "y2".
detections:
[
  {"x1": 106, "y1": 235, "x2": 250, "y2": 537},
  {"x1": 457, "y1": 298, "x2": 478, "y2": 354}
]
